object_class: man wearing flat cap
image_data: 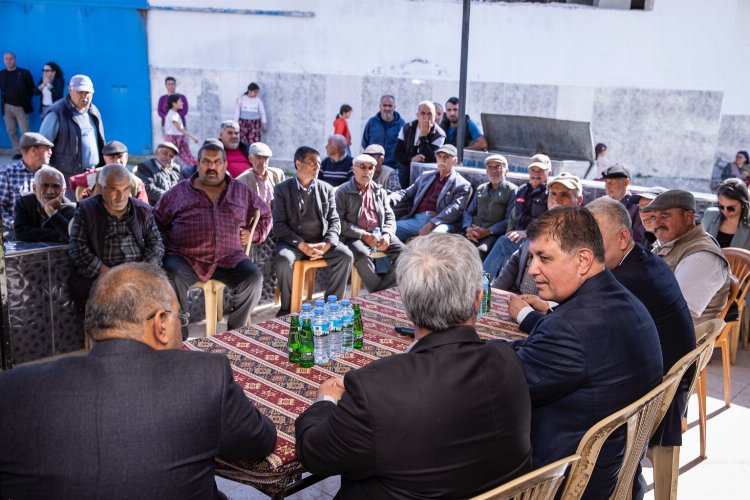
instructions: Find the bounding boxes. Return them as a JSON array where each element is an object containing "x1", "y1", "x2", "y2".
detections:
[
  {"x1": 0, "y1": 132, "x2": 54, "y2": 237},
  {"x1": 390, "y1": 143, "x2": 471, "y2": 242},
  {"x1": 40, "y1": 74, "x2": 105, "y2": 187},
  {"x1": 335, "y1": 154, "x2": 405, "y2": 292},
  {"x1": 642, "y1": 189, "x2": 730, "y2": 326},
  {"x1": 462, "y1": 154, "x2": 517, "y2": 259},
  {"x1": 237, "y1": 142, "x2": 285, "y2": 207},
  {"x1": 483, "y1": 153, "x2": 551, "y2": 279},
  {"x1": 364, "y1": 144, "x2": 401, "y2": 193},
  {"x1": 135, "y1": 141, "x2": 183, "y2": 205},
  {"x1": 601, "y1": 163, "x2": 647, "y2": 247}
]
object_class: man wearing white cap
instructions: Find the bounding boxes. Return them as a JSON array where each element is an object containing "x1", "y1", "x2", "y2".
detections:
[
  {"x1": 363, "y1": 144, "x2": 401, "y2": 193},
  {"x1": 462, "y1": 154, "x2": 517, "y2": 259},
  {"x1": 335, "y1": 154, "x2": 405, "y2": 292},
  {"x1": 237, "y1": 141, "x2": 285, "y2": 207},
  {"x1": 482, "y1": 154, "x2": 551, "y2": 279},
  {"x1": 40, "y1": 74, "x2": 105, "y2": 185},
  {"x1": 135, "y1": 141, "x2": 183, "y2": 205}
]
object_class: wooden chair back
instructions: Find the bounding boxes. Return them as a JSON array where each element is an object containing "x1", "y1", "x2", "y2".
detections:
[
  {"x1": 471, "y1": 455, "x2": 579, "y2": 500},
  {"x1": 559, "y1": 373, "x2": 679, "y2": 500}
]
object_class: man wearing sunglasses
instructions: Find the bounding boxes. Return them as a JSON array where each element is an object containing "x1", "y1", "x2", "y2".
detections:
[
  {"x1": 642, "y1": 189, "x2": 730, "y2": 325},
  {"x1": 335, "y1": 154, "x2": 404, "y2": 292},
  {"x1": 0, "y1": 263, "x2": 276, "y2": 498}
]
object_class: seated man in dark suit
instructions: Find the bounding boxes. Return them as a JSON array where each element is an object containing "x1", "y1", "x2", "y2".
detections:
[
  {"x1": 390, "y1": 144, "x2": 471, "y2": 241},
  {"x1": 13, "y1": 165, "x2": 75, "y2": 242},
  {"x1": 507, "y1": 207, "x2": 663, "y2": 499},
  {"x1": 295, "y1": 233, "x2": 532, "y2": 499},
  {"x1": 273, "y1": 146, "x2": 353, "y2": 316},
  {"x1": 0, "y1": 262, "x2": 276, "y2": 499},
  {"x1": 68, "y1": 163, "x2": 164, "y2": 312}
]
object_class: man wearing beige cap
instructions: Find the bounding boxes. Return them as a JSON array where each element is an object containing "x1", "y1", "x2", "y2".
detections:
[
  {"x1": 642, "y1": 189, "x2": 730, "y2": 325},
  {"x1": 335, "y1": 154, "x2": 404, "y2": 292},
  {"x1": 462, "y1": 154, "x2": 517, "y2": 259},
  {"x1": 0, "y1": 132, "x2": 54, "y2": 237},
  {"x1": 40, "y1": 74, "x2": 105, "y2": 183},
  {"x1": 135, "y1": 141, "x2": 183, "y2": 205},
  {"x1": 364, "y1": 143, "x2": 401, "y2": 193},
  {"x1": 390, "y1": 143, "x2": 471, "y2": 242},
  {"x1": 483, "y1": 154, "x2": 551, "y2": 278},
  {"x1": 237, "y1": 141, "x2": 285, "y2": 207}
]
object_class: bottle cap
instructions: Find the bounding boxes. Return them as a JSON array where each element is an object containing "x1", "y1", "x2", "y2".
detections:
[
  {"x1": 341, "y1": 299, "x2": 350, "y2": 305},
  {"x1": 327, "y1": 295, "x2": 338, "y2": 302},
  {"x1": 301, "y1": 303, "x2": 312, "y2": 310},
  {"x1": 314, "y1": 307, "x2": 325, "y2": 314}
]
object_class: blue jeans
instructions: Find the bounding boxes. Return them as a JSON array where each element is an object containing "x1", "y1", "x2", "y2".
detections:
[
  {"x1": 396, "y1": 214, "x2": 454, "y2": 242},
  {"x1": 482, "y1": 235, "x2": 520, "y2": 279}
]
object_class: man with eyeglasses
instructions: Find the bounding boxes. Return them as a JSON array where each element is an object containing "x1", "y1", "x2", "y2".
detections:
[
  {"x1": 335, "y1": 154, "x2": 404, "y2": 293},
  {"x1": 462, "y1": 154, "x2": 517, "y2": 259},
  {"x1": 69, "y1": 163, "x2": 164, "y2": 312},
  {"x1": 154, "y1": 140, "x2": 272, "y2": 339},
  {"x1": 273, "y1": 146, "x2": 354, "y2": 316},
  {"x1": 0, "y1": 262, "x2": 276, "y2": 499},
  {"x1": 642, "y1": 189, "x2": 730, "y2": 326},
  {"x1": 13, "y1": 165, "x2": 75, "y2": 242}
]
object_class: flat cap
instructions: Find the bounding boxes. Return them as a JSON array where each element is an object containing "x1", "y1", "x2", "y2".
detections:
[
  {"x1": 363, "y1": 144, "x2": 385, "y2": 156},
  {"x1": 220, "y1": 119, "x2": 240, "y2": 130},
  {"x1": 602, "y1": 164, "x2": 630, "y2": 179},
  {"x1": 484, "y1": 154, "x2": 508, "y2": 167},
  {"x1": 641, "y1": 189, "x2": 696, "y2": 213},
  {"x1": 353, "y1": 154, "x2": 377, "y2": 165},
  {"x1": 157, "y1": 141, "x2": 179, "y2": 154},
  {"x1": 102, "y1": 140, "x2": 128, "y2": 156},
  {"x1": 436, "y1": 144, "x2": 458, "y2": 157},
  {"x1": 249, "y1": 142, "x2": 272, "y2": 157},
  {"x1": 20, "y1": 132, "x2": 54, "y2": 149}
]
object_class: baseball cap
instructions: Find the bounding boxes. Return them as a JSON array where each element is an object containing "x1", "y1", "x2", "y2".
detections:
[
  {"x1": 157, "y1": 141, "x2": 180, "y2": 154},
  {"x1": 19, "y1": 132, "x2": 54, "y2": 149},
  {"x1": 528, "y1": 154, "x2": 552, "y2": 171},
  {"x1": 436, "y1": 144, "x2": 458, "y2": 157},
  {"x1": 641, "y1": 189, "x2": 696, "y2": 213},
  {"x1": 547, "y1": 172, "x2": 582, "y2": 195},
  {"x1": 249, "y1": 142, "x2": 273, "y2": 157},
  {"x1": 220, "y1": 119, "x2": 240, "y2": 130},
  {"x1": 601, "y1": 164, "x2": 630, "y2": 179},
  {"x1": 69, "y1": 74, "x2": 94, "y2": 93},
  {"x1": 102, "y1": 140, "x2": 128, "y2": 156},
  {"x1": 353, "y1": 154, "x2": 377, "y2": 165},
  {"x1": 363, "y1": 144, "x2": 385, "y2": 156}
]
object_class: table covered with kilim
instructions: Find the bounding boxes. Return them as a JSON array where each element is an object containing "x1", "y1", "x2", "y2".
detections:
[{"x1": 182, "y1": 288, "x2": 527, "y2": 496}]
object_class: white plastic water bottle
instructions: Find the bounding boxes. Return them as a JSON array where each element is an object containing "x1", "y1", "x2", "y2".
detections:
[
  {"x1": 340, "y1": 299, "x2": 354, "y2": 354},
  {"x1": 324, "y1": 295, "x2": 338, "y2": 317},
  {"x1": 371, "y1": 227, "x2": 382, "y2": 251},
  {"x1": 328, "y1": 304, "x2": 343, "y2": 359},
  {"x1": 312, "y1": 307, "x2": 330, "y2": 365}
]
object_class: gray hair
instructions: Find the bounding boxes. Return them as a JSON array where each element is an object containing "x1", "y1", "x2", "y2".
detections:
[
  {"x1": 586, "y1": 196, "x2": 633, "y2": 234},
  {"x1": 220, "y1": 119, "x2": 239, "y2": 130},
  {"x1": 85, "y1": 263, "x2": 174, "y2": 341},
  {"x1": 417, "y1": 100, "x2": 436, "y2": 114},
  {"x1": 97, "y1": 163, "x2": 131, "y2": 187},
  {"x1": 396, "y1": 233, "x2": 482, "y2": 331},
  {"x1": 33, "y1": 165, "x2": 65, "y2": 187},
  {"x1": 328, "y1": 134, "x2": 348, "y2": 153}
]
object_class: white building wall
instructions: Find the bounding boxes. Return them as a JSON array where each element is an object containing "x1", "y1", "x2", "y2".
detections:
[{"x1": 147, "y1": 0, "x2": 749, "y2": 188}]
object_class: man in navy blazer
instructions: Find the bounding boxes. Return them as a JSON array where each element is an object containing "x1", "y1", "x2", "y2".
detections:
[
  {"x1": 272, "y1": 146, "x2": 353, "y2": 316},
  {"x1": 509, "y1": 207, "x2": 663, "y2": 500},
  {"x1": 295, "y1": 234, "x2": 532, "y2": 499},
  {"x1": 0, "y1": 263, "x2": 276, "y2": 499},
  {"x1": 390, "y1": 143, "x2": 471, "y2": 241}
]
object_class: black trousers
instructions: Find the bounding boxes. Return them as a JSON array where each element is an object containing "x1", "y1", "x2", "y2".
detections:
[{"x1": 163, "y1": 255, "x2": 263, "y2": 338}]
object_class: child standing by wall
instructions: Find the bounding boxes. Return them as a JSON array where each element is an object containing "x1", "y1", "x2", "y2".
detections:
[
  {"x1": 235, "y1": 82, "x2": 267, "y2": 144},
  {"x1": 164, "y1": 94, "x2": 198, "y2": 166}
]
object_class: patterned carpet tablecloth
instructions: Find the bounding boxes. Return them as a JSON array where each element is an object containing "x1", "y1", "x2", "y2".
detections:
[{"x1": 183, "y1": 288, "x2": 526, "y2": 496}]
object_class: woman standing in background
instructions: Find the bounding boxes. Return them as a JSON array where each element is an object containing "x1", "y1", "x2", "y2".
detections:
[
  {"x1": 235, "y1": 82, "x2": 267, "y2": 144},
  {"x1": 35, "y1": 61, "x2": 64, "y2": 116}
]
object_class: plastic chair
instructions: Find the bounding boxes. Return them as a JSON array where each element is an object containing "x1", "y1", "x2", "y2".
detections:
[
  {"x1": 274, "y1": 259, "x2": 329, "y2": 314},
  {"x1": 559, "y1": 373, "x2": 679, "y2": 500},
  {"x1": 649, "y1": 318, "x2": 723, "y2": 500},
  {"x1": 702, "y1": 274, "x2": 740, "y2": 409},
  {"x1": 722, "y1": 247, "x2": 750, "y2": 358},
  {"x1": 470, "y1": 455, "x2": 580, "y2": 500},
  {"x1": 191, "y1": 209, "x2": 260, "y2": 337},
  {"x1": 350, "y1": 251, "x2": 386, "y2": 298}
]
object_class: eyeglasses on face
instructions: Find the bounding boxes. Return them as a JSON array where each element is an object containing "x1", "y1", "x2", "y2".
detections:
[{"x1": 146, "y1": 309, "x2": 189, "y2": 327}]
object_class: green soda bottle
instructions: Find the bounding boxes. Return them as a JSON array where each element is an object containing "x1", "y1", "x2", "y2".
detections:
[
  {"x1": 352, "y1": 303, "x2": 364, "y2": 349},
  {"x1": 287, "y1": 313, "x2": 301, "y2": 363},
  {"x1": 298, "y1": 304, "x2": 315, "y2": 368}
]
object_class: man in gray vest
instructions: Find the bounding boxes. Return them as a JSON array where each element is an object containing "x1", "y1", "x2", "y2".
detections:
[
  {"x1": 40, "y1": 74, "x2": 105, "y2": 191},
  {"x1": 642, "y1": 189, "x2": 730, "y2": 326}
]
